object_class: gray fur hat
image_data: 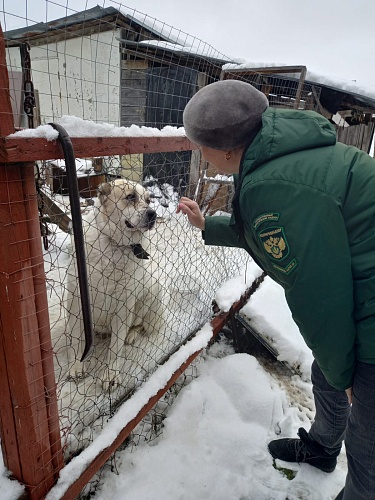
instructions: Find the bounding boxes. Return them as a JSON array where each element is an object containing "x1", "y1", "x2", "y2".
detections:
[{"x1": 183, "y1": 80, "x2": 269, "y2": 150}]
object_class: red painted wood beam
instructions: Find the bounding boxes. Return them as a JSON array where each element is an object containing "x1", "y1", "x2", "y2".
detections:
[{"x1": 0, "y1": 135, "x2": 197, "y2": 164}]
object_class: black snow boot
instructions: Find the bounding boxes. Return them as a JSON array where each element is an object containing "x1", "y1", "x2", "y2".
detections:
[{"x1": 268, "y1": 427, "x2": 338, "y2": 473}]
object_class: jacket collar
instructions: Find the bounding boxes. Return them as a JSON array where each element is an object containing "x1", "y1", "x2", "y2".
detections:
[{"x1": 229, "y1": 129, "x2": 262, "y2": 233}]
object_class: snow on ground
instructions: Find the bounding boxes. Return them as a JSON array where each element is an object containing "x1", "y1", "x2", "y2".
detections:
[
  {"x1": 0, "y1": 457, "x2": 24, "y2": 500},
  {"x1": 91, "y1": 275, "x2": 347, "y2": 500},
  {"x1": 95, "y1": 353, "x2": 346, "y2": 500},
  {"x1": 0, "y1": 268, "x2": 348, "y2": 499},
  {"x1": 0, "y1": 179, "x2": 348, "y2": 499},
  {"x1": 241, "y1": 276, "x2": 314, "y2": 381}
]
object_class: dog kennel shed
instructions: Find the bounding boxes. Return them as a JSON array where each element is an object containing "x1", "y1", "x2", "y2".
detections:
[
  {"x1": 197, "y1": 65, "x2": 375, "y2": 217},
  {"x1": 221, "y1": 64, "x2": 375, "y2": 153},
  {"x1": 4, "y1": 5, "x2": 232, "y2": 188}
]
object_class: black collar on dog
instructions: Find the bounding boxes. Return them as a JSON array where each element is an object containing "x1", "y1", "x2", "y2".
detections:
[{"x1": 130, "y1": 243, "x2": 150, "y2": 260}]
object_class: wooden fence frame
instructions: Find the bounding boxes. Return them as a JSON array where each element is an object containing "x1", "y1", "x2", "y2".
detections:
[{"x1": 0, "y1": 23, "x2": 259, "y2": 499}]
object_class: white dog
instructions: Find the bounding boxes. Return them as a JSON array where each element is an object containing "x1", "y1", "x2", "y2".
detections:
[{"x1": 65, "y1": 179, "x2": 164, "y2": 389}]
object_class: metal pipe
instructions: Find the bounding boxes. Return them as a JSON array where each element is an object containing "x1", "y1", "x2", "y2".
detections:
[{"x1": 48, "y1": 122, "x2": 93, "y2": 361}]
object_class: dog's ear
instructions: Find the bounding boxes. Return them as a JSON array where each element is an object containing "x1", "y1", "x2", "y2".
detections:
[{"x1": 97, "y1": 182, "x2": 112, "y2": 204}]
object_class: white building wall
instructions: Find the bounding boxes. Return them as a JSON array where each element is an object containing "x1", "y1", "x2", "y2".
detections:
[{"x1": 6, "y1": 29, "x2": 121, "y2": 125}]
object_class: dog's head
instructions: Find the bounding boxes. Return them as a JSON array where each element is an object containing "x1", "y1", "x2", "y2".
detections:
[{"x1": 97, "y1": 180, "x2": 156, "y2": 238}]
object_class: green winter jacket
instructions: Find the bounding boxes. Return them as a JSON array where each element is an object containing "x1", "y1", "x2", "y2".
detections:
[{"x1": 204, "y1": 106, "x2": 375, "y2": 390}]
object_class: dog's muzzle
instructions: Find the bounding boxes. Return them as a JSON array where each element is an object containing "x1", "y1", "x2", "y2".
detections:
[
  {"x1": 146, "y1": 208, "x2": 157, "y2": 228},
  {"x1": 125, "y1": 208, "x2": 157, "y2": 230}
]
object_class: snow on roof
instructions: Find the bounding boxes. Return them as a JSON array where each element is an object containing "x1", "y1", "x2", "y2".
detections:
[
  {"x1": 138, "y1": 39, "x2": 229, "y2": 60},
  {"x1": 5, "y1": 5, "x2": 228, "y2": 65},
  {"x1": 223, "y1": 61, "x2": 375, "y2": 103}
]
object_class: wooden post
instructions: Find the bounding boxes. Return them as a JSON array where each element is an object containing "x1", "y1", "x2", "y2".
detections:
[
  {"x1": 294, "y1": 66, "x2": 307, "y2": 110},
  {"x1": 0, "y1": 24, "x2": 63, "y2": 498}
]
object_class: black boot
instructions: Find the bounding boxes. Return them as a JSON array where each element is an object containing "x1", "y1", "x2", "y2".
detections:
[{"x1": 268, "y1": 427, "x2": 338, "y2": 473}]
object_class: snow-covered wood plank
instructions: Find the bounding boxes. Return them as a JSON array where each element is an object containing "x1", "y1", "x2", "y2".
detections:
[{"x1": 0, "y1": 136, "x2": 196, "y2": 163}]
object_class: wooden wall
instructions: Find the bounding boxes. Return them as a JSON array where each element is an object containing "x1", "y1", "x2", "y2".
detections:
[
  {"x1": 336, "y1": 121, "x2": 375, "y2": 153},
  {"x1": 120, "y1": 60, "x2": 148, "y2": 181}
]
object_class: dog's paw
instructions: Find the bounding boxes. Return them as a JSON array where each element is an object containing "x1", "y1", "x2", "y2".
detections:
[
  {"x1": 67, "y1": 360, "x2": 87, "y2": 380},
  {"x1": 125, "y1": 325, "x2": 145, "y2": 346},
  {"x1": 101, "y1": 370, "x2": 123, "y2": 392}
]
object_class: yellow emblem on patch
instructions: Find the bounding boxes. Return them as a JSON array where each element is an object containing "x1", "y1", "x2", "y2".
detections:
[
  {"x1": 264, "y1": 236, "x2": 286, "y2": 259},
  {"x1": 258, "y1": 227, "x2": 290, "y2": 262}
]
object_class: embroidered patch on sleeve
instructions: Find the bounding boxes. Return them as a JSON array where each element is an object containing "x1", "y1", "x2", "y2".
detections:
[
  {"x1": 253, "y1": 212, "x2": 280, "y2": 230},
  {"x1": 272, "y1": 258, "x2": 298, "y2": 275},
  {"x1": 258, "y1": 226, "x2": 289, "y2": 261}
]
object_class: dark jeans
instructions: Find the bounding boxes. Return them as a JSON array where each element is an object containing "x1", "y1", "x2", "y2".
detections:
[{"x1": 309, "y1": 360, "x2": 375, "y2": 499}]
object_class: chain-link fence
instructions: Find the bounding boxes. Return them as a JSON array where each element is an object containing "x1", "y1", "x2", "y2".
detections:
[
  {"x1": 40, "y1": 154, "x2": 249, "y2": 461},
  {"x1": 0, "y1": 4, "x2": 253, "y2": 496}
]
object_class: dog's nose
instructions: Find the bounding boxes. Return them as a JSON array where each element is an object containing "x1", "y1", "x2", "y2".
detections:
[{"x1": 146, "y1": 209, "x2": 157, "y2": 225}]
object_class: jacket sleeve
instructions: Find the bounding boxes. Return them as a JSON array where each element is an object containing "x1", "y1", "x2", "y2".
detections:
[
  {"x1": 204, "y1": 214, "x2": 250, "y2": 250},
  {"x1": 242, "y1": 182, "x2": 356, "y2": 390}
]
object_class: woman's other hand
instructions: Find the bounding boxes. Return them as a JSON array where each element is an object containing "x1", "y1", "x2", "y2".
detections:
[
  {"x1": 346, "y1": 387, "x2": 353, "y2": 405},
  {"x1": 177, "y1": 197, "x2": 205, "y2": 230}
]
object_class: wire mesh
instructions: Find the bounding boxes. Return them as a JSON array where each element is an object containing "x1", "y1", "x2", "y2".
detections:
[
  {"x1": 3, "y1": 1, "x2": 231, "y2": 129},
  {"x1": 1, "y1": 1, "x2": 251, "y2": 479},
  {"x1": 40, "y1": 153, "x2": 249, "y2": 462}
]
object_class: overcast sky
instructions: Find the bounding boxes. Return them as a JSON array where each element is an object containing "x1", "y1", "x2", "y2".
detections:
[{"x1": 2, "y1": 0, "x2": 375, "y2": 89}]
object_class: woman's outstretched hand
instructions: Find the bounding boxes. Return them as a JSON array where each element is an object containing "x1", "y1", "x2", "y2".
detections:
[{"x1": 177, "y1": 197, "x2": 205, "y2": 231}]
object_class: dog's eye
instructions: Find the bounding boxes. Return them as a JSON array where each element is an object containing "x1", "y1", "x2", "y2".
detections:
[{"x1": 125, "y1": 193, "x2": 137, "y2": 202}]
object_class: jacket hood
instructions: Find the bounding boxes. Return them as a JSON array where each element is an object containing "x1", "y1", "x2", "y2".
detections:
[{"x1": 243, "y1": 107, "x2": 337, "y2": 172}]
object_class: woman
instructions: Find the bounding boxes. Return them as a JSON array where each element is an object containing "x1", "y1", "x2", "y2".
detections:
[{"x1": 177, "y1": 79, "x2": 375, "y2": 500}]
